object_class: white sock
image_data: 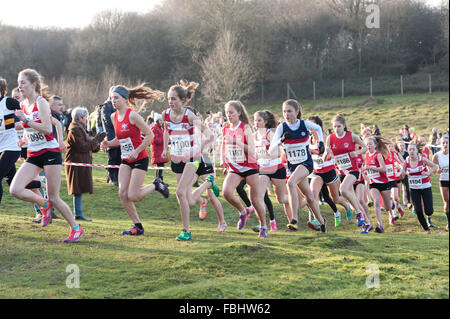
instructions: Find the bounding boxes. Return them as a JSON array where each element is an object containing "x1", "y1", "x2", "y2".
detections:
[{"x1": 240, "y1": 209, "x2": 247, "y2": 216}]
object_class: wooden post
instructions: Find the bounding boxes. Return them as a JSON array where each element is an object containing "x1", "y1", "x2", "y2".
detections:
[
  {"x1": 400, "y1": 75, "x2": 403, "y2": 95},
  {"x1": 261, "y1": 82, "x2": 264, "y2": 103},
  {"x1": 287, "y1": 82, "x2": 290, "y2": 99},
  {"x1": 313, "y1": 81, "x2": 316, "y2": 100},
  {"x1": 429, "y1": 74, "x2": 432, "y2": 94},
  {"x1": 342, "y1": 79, "x2": 344, "y2": 99}
]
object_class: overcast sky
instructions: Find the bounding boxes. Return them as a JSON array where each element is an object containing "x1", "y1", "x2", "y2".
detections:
[{"x1": 0, "y1": 0, "x2": 444, "y2": 29}]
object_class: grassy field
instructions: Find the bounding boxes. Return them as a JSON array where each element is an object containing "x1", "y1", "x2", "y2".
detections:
[{"x1": 0, "y1": 92, "x2": 448, "y2": 299}]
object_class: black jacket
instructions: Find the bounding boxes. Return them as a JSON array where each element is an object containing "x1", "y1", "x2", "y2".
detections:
[{"x1": 100, "y1": 101, "x2": 116, "y2": 142}]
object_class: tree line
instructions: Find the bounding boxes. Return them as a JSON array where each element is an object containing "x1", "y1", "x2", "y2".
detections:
[{"x1": 0, "y1": 0, "x2": 448, "y2": 110}]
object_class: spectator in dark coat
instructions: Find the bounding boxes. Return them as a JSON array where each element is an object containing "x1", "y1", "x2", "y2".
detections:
[
  {"x1": 151, "y1": 113, "x2": 168, "y2": 180},
  {"x1": 65, "y1": 107, "x2": 105, "y2": 221},
  {"x1": 100, "y1": 94, "x2": 120, "y2": 186}
]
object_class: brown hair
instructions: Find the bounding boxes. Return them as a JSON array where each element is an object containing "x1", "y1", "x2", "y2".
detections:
[
  {"x1": 18, "y1": 69, "x2": 52, "y2": 101},
  {"x1": 169, "y1": 80, "x2": 199, "y2": 103},
  {"x1": 0, "y1": 78, "x2": 7, "y2": 97},
  {"x1": 283, "y1": 99, "x2": 302, "y2": 119},
  {"x1": 366, "y1": 135, "x2": 391, "y2": 158},
  {"x1": 225, "y1": 100, "x2": 250, "y2": 124},
  {"x1": 408, "y1": 142, "x2": 423, "y2": 155},
  {"x1": 255, "y1": 110, "x2": 277, "y2": 129},
  {"x1": 332, "y1": 114, "x2": 348, "y2": 132},
  {"x1": 115, "y1": 83, "x2": 164, "y2": 109}
]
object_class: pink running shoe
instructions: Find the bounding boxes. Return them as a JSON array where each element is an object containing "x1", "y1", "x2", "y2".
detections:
[
  {"x1": 40, "y1": 201, "x2": 53, "y2": 227},
  {"x1": 269, "y1": 220, "x2": 277, "y2": 232},
  {"x1": 398, "y1": 205, "x2": 405, "y2": 218},
  {"x1": 389, "y1": 215, "x2": 396, "y2": 225},
  {"x1": 64, "y1": 225, "x2": 84, "y2": 243},
  {"x1": 245, "y1": 206, "x2": 254, "y2": 221}
]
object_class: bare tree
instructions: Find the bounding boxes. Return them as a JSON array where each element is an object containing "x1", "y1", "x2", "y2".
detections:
[{"x1": 200, "y1": 29, "x2": 257, "y2": 108}]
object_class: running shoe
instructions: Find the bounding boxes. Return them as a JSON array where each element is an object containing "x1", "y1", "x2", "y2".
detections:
[
  {"x1": 407, "y1": 203, "x2": 413, "y2": 209},
  {"x1": 237, "y1": 212, "x2": 248, "y2": 230},
  {"x1": 251, "y1": 225, "x2": 260, "y2": 232},
  {"x1": 199, "y1": 198, "x2": 208, "y2": 220},
  {"x1": 32, "y1": 213, "x2": 43, "y2": 224},
  {"x1": 335, "y1": 211, "x2": 341, "y2": 227},
  {"x1": 356, "y1": 212, "x2": 365, "y2": 227},
  {"x1": 122, "y1": 226, "x2": 144, "y2": 235},
  {"x1": 206, "y1": 175, "x2": 220, "y2": 197},
  {"x1": 154, "y1": 178, "x2": 169, "y2": 198},
  {"x1": 391, "y1": 199, "x2": 395, "y2": 210},
  {"x1": 64, "y1": 225, "x2": 84, "y2": 243},
  {"x1": 360, "y1": 223, "x2": 373, "y2": 234},
  {"x1": 307, "y1": 220, "x2": 320, "y2": 231},
  {"x1": 393, "y1": 210, "x2": 399, "y2": 221},
  {"x1": 40, "y1": 201, "x2": 53, "y2": 227},
  {"x1": 258, "y1": 227, "x2": 268, "y2": 238},
  {"x1": 389, "y1": 215, "x2": 396, "y2": 225},
  {"x1": 214, "y1": 223, "x2": 227, "y2": 232},
  {"x1": 427, "y1": 217, "x2": 435, "y2": 228},
  {"x1": 269, "y1": 220, "x2": 277, "y2": 232},
  {"x1": 424, "y1": 229, "x2": 431, "y2": 235},
  {"x1": 412, "y1": 208, "x2": 417, "y2": 215},
  {"x1": 375, "y1": 225, "x2": 385, "y2": 233},
  {"x1": 320, "y1": 218, "x2": 327, "y2": 233},
  {"x1": 398, "y1": 205, "x2": 405, "y2": 217},
  {"x1": 368, "y1": 201, "x2": 374, "y2": 207},
  {"x1": 176, "y1": 230, "x2": 192, "y2": 241},
  {"x1": 345, "y1": 207, "x2": 353, "y2": 221},
  {"x1": 245, "y1": 206, "x2": 255, "y2": 221},
  {"x1": 287, "y1": 222, "x2": 298, "y2": 232}
]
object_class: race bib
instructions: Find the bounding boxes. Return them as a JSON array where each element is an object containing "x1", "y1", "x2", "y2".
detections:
[
  {"x1": 441, "y1": 167, "x2": 449, "y2": 180},
  {"x1": 386, "y1": 164, "x2": 394, "y2": 177},
  {"x1": 170, "y1": 134, "x2": 191, "y2": 157},
  {"x1": 226, "y1": 144, "x2": 246, "y2": 163},
  {"x1": 284, "y1": 142, "x2": 308, "y2": 164},
  {"x1": 366, "y1": 168, "x2": 380, "y2": 180},
  {"x1": 312, "y1": 154, "x2": 324, "y2": 170},
  {"x1": 120, "y1": 137, "x2": 135, "y2": 159},
  {"x1": 335, "y1": 153, "x2": 352, "y2": 170},
  {"x1": 409, "y1": 175, "x2": 423, "y2": 187},
  {"x1": 25, "y1": 128, "x2": 46, "y2": 149},
  {"x1": 0, "y1": 109, "x2": 5, "y2": 134}
]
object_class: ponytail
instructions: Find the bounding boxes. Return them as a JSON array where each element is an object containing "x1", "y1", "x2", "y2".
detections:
[
  {"x1": 169, "y1": 80, "x2": 199, "y2": 104},
  {"x1": 256, "y1": 110, "x2": 278, "y2": 129}
]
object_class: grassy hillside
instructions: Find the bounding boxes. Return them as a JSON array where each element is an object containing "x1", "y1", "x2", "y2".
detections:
[
  {"x1": 0, "y1": 92, "x2": 448, "y2": 299},
  {"x1": 246, "y1": 92, "x2": 449, "y2": 138}
]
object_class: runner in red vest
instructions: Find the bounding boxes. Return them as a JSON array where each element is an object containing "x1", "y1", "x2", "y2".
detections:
[
  {"x1": 363, "y1": 135, "x2": 393, "y2": 233},
  {"x1": 161, "y1": 81, "x2": 219, "y2": 241},
  {"x1": 326, "y1": 114, "x2": 368, "y2": 233},
  {"x1": 222, "y1": 101, "x2": 268, "y2": 238},
  {"x1": 405, "y1": 143, "x2": 437, "y2": 233},
  {"x1": 101, "y1": 83, "x2": 169, "y2": 236},
  {"x1": 10, "y1": 69, "x2": 82, "y2": 242}
]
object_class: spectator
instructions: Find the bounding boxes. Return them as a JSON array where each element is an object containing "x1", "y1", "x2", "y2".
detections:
[
  {"x1": 372, "y1": 124, "x2": 381, "y2": 136},
  {"x1": 65, "y1": 107, "x2": 105, "y2": 221},
  {"x1": 100, "y1": 90, "x2": 121, "y2": 186},
  {"x1": 150, "y1": 113, "x2": 168, "y2": 181},
  {"x1": 401, "y1": 125, "x2": 412, "y2": 147},
  {"x1": 429, "y1": 127, "x2": 439, "y2": 155},
  {"x1": 146, "y1": 115, "x2": 154, "y2": 127}
]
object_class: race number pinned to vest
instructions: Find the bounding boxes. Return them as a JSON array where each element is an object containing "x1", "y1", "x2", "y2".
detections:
[
  {"x1": 441, "y1": 167, "x2": 449, "y2": 181},
  {"x1": 366, "y1": 168, "x2": 380, "y2": 180},
  {"x1": 284, "y1": 142, "x2": 308, "y2": 164},
  {"x1": 120, "y1": 137, "x2": 135, "y2": 159},
  {"x1": 226, "y1": 144, "x2": 245, "y2": 163},
  {"x1": 312, "y1": 154, "x2": 324, "y2": 170},
  {"x1": 386, "y1": 164, "x2": 394, "y2": 178},
  {"x1": 170, "y1": 134, "x2": 191, "y2": 158},
  {"x1": 25, "y1": 128, "x2": 46, "y2": 149},
  {"x1": 335, "y1": 153, "x2": 352, "y2": 170},
  {"x1": 0, "y1": 108, "x2": 5, "y2": 134},
  {"x1": 408, "y1": 175, "x2": 423, "y2": 187}
]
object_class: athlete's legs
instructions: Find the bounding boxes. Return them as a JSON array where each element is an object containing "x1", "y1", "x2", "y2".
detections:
[
  {"x1": 246, "y1": 173, "x2": 266, "y2": 227},
  {"x1": 118, "y1": 164, "x2": 141, "y2": 224},
  {"x1": 43, "y1": 164, "x2": 77, "y2": 228},
  {"x1": 223, "y1": 172, "x2": 245, "y2": 212}
]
